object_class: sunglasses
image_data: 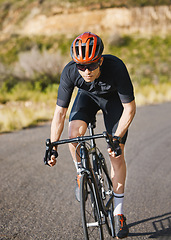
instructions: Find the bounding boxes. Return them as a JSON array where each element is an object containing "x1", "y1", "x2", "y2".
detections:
[{"x1": 76, "y1": 61, "x2": 100, "y2": 71}]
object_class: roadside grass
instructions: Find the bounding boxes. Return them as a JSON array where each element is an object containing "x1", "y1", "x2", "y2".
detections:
[
  {"x1": 0, "y1": 82, "x2": 171, "y2": 133},
  {"x1": 0, "y1": 85, "x2": 77, "y2": 133},
  {"x1": 0, "y1": 102, "x2": 51, "y2": 132},
  {"x1": 0, "y1": 83, "x2": 57, "y2": 132},
  {"x1": 135, "y1": 82, "x2": 171, "y2": 106}
]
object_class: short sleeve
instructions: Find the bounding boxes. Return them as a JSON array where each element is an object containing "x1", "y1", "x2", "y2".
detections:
[
  {"x1": 57, "y1": 63, "x2": 75, "y2": 108},
  {"x1": 116, "y1": 60, "x2": 134, "y2": 103}
]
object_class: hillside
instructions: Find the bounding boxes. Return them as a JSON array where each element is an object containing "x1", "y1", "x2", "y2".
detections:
[{"x1": 0, "y1": 0, "x2": 171, "y2": 39}]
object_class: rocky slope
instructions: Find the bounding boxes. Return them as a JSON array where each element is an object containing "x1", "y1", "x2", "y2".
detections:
[{"x1": 1, "y1": 5, "x2": 171, "y2": 39}]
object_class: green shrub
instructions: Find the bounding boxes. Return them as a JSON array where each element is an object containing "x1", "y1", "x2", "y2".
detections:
[{"x1": 108, "y1": 35, "x2": 171, "y2": 86}]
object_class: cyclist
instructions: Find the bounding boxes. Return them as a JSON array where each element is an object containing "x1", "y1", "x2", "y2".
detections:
[{"x1": 48, "y1": 32, "x2": 136, "y2": 239}]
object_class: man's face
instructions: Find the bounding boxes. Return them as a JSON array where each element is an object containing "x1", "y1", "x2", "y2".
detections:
[{"x1": 78, "y1": 58, "x2": 103, "y2": 83}]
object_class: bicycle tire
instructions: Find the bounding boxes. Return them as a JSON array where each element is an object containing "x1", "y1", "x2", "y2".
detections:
[
  {"x1": 97, "y1": 154, "x2": 115, "y2": 238},
  {"x1": 80, "y1": 173, "x2": 104, "y2": 240}
]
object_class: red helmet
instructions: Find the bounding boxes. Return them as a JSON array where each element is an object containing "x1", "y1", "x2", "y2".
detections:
[{"x1": 70, "y1": 32, "x2": 104, "y2": 64}]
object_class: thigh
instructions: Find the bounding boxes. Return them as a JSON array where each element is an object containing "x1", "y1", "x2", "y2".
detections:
[
  {"x1": 102, "y1": 94, "x2": 128, "y2": 144},
  {"x1": 69, "y1": 90, "x2": 100, "y2": 125}
]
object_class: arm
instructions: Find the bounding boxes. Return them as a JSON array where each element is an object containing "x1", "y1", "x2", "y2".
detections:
[
  {"x1": 48, "y1": 105, "x2": 68, "y2": 166},
  {"x1": 108, "y1": 99, "x2": 136, "y2": 157},
  {"x1": 109, "y1": 59, "x2": 135, "y2": 154},
  {"x1": 115, "y1": 99, "x2": 136, "y2": 138}
]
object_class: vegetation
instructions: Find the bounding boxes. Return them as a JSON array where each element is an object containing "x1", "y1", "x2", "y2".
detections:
[
  {"x1": 0, "y1": 34, "x2": 73, "y2": 94},
  {"x1": 108, "y1": 35, "x2": 171, "y2": 86},
  {"x1": 0, "y1": 35, "x2": 72, "y2": 65},
  {"x1": 0, "y1": 34, "x2": 170, "y2": 91},
  {"x1": 0, "y1": 32, "x2": 170, "y2": 132},
  {"x1": 0, "y1": 0, "x2": 170, "y2": 10},
  {"x1": 0, "y1": 84, "x2": 58, "y2": 132}
]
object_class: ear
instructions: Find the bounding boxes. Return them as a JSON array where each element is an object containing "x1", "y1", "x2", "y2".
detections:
[{"x1": 99, "y1": 57, "x2": 104, "y2": 66}]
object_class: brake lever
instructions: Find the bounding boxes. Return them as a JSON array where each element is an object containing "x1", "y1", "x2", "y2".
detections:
[{"x1": 103, "y1": 131, "x2": 122, "y2": 157}]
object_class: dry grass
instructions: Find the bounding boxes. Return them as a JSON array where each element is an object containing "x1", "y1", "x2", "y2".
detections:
[
  {"x1": 135, "y1": 82, "x2": 171, "y2": 106},
  {"x1": 0, "y1": 87, "x2": 77, "y2": 133},
  {"x1": 0, "y1": 101, "x2": 54, "y2": 132},
  {"x1": 0, "y1": 84, "x2": 171, "y2": 133}
]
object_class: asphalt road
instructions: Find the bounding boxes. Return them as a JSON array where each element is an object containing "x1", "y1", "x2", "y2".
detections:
[{"x1": 0, "y1": 102, "x2": 171, "y2": 240}]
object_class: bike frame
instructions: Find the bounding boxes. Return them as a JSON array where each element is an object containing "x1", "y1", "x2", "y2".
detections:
[
  {"x1": 87, "y1": 122, "x2": 114, "y2": 214},
  {"x1": 44, "y1": 121, "x2": 116, "y2": 238},
  {"x1": 44, "y1": 127, "x2": 114, "y2": 213}
]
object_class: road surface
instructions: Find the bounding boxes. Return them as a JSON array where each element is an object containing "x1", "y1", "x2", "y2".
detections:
[{"x1": 0, "y1": 102, "x2": 171, "y2": 240}]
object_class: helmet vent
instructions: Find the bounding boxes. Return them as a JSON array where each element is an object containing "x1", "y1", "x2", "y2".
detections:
[
  {"x1": 89, "y1": 45, "x2": 93, "y2": 58},
  {"x1": 75, "y1": 46, "x2": 79, "y2": 58},
  {"x1": 82, "y1": 46, "x2": 86, "y2": 59}
]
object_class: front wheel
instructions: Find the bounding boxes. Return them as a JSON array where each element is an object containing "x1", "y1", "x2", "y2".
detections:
[
  {"x1": 98, "y1": 155, "x2": 115, "y2": 238},
  {"x1": 80, "y1": 173, "x2": 104, "y2": 240}
]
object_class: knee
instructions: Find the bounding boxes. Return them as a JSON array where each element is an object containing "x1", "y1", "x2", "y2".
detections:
[
  {"x1": 68, "y1": 129, "x2": 79, "y2": 139},
  {"x1": 68, "y1": 120, "x2": 87, "y2": 139},
  {"x1": 68, "y1": 125, "x2": 82, "y2": 139},
  {"x1": 110, "y1": 144, "x2": 125, "y2": 166}
]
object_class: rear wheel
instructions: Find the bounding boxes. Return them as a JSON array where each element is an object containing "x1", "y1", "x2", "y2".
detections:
[{"x1": 80, "y1": 173, "x2": 104, "y2": 240}]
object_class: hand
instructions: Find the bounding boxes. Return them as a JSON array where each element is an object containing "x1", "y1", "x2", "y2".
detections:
[
  {"x1": 48, "y1": 155, "x2": 57, "y2": 167},
  {"x1": 48, "y1": 150, "x2": 58, "y2": 167},
  {"x1": 107, "y1": 140, "x2": 122, "y2": 157}
]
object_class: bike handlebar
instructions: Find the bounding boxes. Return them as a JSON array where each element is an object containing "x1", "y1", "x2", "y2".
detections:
[{"x1": 44, "y1": 131, "x2": 121, "y2": 166}]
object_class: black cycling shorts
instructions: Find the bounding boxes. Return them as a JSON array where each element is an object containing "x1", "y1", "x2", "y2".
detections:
[{"x1": 69, "y1": 89, "x2": 128, "y2": 144}]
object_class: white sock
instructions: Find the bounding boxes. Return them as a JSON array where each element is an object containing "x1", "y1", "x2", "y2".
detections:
[
  {"x1": 73, "y1": 160, "x2": 82, "y2": 174},
  {"x1": 114, "y1": 193, "x2": 124, "y2": 216}
]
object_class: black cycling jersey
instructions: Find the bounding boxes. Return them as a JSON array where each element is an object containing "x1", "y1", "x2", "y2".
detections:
[{"x1": 57, "y1": 55, "x2": 134, "y2": 108}]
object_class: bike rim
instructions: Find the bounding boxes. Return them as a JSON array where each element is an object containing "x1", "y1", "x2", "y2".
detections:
[
  {"x1": 97, "y1": 159, "x2": 115, "y2": 238},
  {"x1": 80, "y1": 173, "x2": 104, "y2": 240}
]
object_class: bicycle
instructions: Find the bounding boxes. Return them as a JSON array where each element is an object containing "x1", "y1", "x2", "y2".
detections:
[{"x1": 44, "y1": 118, "x2": 121, "y2": 240}]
